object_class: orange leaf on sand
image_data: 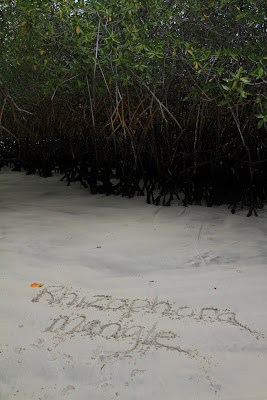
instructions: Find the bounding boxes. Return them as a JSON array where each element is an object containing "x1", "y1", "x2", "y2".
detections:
[{"x1": 30, "y1": 283, "x2": 44, "y2": 288}]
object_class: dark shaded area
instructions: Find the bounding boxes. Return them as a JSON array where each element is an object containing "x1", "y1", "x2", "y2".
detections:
[
  {"x1": 1, "y1": 82, "x2": 266, "y2": 217},
  {"x1": 1, "y1": 123, "x2": 266, "y2": 217}
]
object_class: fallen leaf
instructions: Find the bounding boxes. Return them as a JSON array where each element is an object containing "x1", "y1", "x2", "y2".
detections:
[
  {"x1": 76, "y1": 26, "x2": 80, "y2": 34},
  {"x1": 172, "y1": 51, "x2": 176, "y2": 56},
  {"x1": 207, "y1": 236, "x2": 212, "y2": 239},
  {"x1": 109, "y1": 17, "x2": 111, "y2": 21},
  {"x1": 195, "y1": 61, "x2": 199, "y2": 69},
  {"x1": 96, "y1": 246, "x2": 101, "y2": 248},
  {"x1": 101, "y1": 364, "x2": 105, "y2": 371},
  {"x1": 236, "y1": 270, "x2": 241, "y2": 273},
  {"x1": 187, "y1": 49, "x2": 193, "y2": 55},
  {"x1": 40, "y1": 50, "x2": 45, "y2": 55},
  {"x1": 21, "y1": 21, "x2": 27, "y2": 26},
  {"x1": 30, "y1": 283, "x2": 44, "y2": 288}
]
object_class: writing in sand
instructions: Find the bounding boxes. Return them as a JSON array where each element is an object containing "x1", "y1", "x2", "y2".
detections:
[{"x1": 32, "y1": 286, "x2": 263, "y2": 356}]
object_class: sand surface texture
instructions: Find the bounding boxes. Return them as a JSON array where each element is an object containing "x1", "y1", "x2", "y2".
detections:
[{"x1": 0, "y1": 170, "x2": 267, "y2": 399}]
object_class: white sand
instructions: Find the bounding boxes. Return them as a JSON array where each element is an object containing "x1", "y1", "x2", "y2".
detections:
[{"x1": 0, "y1": 169, "x2": 266, "y2": 400}]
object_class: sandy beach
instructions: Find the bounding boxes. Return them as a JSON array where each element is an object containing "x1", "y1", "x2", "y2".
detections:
[{"x1": 0, "y1": 169, "x2": 266, "y2": 399}]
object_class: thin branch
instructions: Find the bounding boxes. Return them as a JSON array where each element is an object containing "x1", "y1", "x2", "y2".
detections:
[
  {"x1": 86, "y1": 75, "x2": 95, "y2": 127},
  {"x1": 7, "y1": 94, "x2": 33, "y2": 115},
  {"x1": 0, "y1": 125, "x2": 19, "y2": 142},
  {"x1": 0, "y1": 97, "x2": 7, "y2": 123},
  {"x1": 143, "y1": 83, "x2": 184, "y2": 133}
]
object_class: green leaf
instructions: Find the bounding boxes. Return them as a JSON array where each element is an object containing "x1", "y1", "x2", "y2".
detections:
[
  {"x1": 222, "y1": 84, "x2": 230, "y2": 91},
  {"x1": 255, "y1": 114, "x2": 264, "y2": 119},
  {"x1": 232, "y1": 80, "x2": 238, "y2": 89},
  {"x1": 240, "y1": 77, "x2": 251, "y2": 84},
  {"x1": 219, "y1": 99, "x2": 230, "y2": 106},
  {"x1": 257, "y1": 67, "x2": 264, "y2": 78},
  {"x1": 257, "y1": 120, "x2": 264, "y2": 129}
]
